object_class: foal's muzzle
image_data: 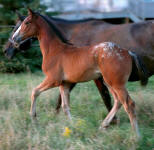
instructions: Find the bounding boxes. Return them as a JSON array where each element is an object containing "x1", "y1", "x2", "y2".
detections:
[{"x1": 4, "y1": 47, "x2": 17, "y2": 59}]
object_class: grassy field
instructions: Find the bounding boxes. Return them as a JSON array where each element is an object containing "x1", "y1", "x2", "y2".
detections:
[{"x1": 0, "y1": 72, "x2": 153, "y2": 150}]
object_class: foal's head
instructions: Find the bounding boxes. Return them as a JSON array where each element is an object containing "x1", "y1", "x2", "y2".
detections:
[
  {"x1": 4, "y1": 10, "x2": 39, "y2": 59},
  {"x1": 3, "y1": 12, "x2": 30, "y2": 59},
  {"x1": 12, "y1": 9, "x2": 39, "y2": 45}
]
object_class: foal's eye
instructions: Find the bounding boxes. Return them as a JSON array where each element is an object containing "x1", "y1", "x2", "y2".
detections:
[{"x1": 25, "y1": 22, "x2": 31, "y2": 25}]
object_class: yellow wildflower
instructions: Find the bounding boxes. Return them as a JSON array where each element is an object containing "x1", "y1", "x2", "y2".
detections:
[{"x1": 63, "y1": 127, "x2": 72, "y2": 137}]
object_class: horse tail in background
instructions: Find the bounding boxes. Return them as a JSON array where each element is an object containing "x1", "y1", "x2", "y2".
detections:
[{"x1": 129, "y1": 51, "x2": 149, "y2": 86}]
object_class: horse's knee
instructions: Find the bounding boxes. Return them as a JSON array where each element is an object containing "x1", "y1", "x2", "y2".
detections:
[
  {"x1": 128, "y1": 100, "x2": 135, "y2": 108},
  {"x1": 125, "y1": 96, "x2": 136, "y2": 115},
  {"x1": 32, "y1": 88, "x2": 40, "y2": 98}
]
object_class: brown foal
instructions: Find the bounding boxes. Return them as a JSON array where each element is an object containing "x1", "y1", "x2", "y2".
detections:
[{"x1": 12, "y1": 9, "x2": 140, "y2": 136}]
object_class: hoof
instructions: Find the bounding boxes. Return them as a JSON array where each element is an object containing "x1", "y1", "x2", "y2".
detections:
[
  {"x1": 111, "y1": 116, "x2": 119, "y2": 125},
  {"x1": 99, "y1": 122, "x2": 109, "y2": 130},
  {"x1": 99, "y1": 125, "x2": 108, "y2": 131}
]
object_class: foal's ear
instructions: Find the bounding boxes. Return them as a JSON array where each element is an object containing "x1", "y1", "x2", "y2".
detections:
[
  {"x1": 28, "y1": 8, "x2": 38, "y2": 19},
  {"x1": 28, "y1": 8, "x2": 35, "y2": 16},
  {"x1": 16, "y1": 11, "x2": 23, "y2": 21}
]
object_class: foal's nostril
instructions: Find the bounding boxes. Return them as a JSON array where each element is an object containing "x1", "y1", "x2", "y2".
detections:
[{"x1": 15, "y1": 42, "x2": 19, "y2": 48}]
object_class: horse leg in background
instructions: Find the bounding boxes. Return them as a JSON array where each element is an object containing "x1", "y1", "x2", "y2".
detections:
[
  {"x1": 94, "y1": 78, "x2": 118, "y2": 124},
  {"x1": 30, "y1": 78, "x2": 56, "y2": 118},
  {"x1": 100, "y1": 87, "x2": 121, "y2": 129},
  {"x1": 114, "y1": 87, "x2": 140, "y2": 137},
  {"x1": 59, "y1": 83, "x2": 72, "y2": 120},
  {"x1": 56, "y1": 83, "x2": 76, "y2": 113}
]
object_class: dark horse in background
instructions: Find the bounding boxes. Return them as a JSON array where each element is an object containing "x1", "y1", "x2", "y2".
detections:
[{"x1": 4, "y1": 12, "x2": 152, "y2": 120}]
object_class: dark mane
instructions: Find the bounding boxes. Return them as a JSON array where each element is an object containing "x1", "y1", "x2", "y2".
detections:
[{"x1": 38, "y1": 13, "x2": 73, "y2": 45}]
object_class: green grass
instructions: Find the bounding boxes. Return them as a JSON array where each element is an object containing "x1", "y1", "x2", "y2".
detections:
[{"x1": 0, "y1": 72, "x2": 153, "y2": 150}]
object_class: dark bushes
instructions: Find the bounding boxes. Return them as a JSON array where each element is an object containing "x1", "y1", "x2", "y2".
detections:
[{"x1": 0, "y1": 43, "x2": 42, "y2": 73}]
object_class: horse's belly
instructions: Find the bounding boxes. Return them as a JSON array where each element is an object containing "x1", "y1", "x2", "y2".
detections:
[
  {"x1": 79, "y1": 70, "x2": 102, "y2": 82},
  {"x1": 64, "y1": 69, "x2": 101, "y2": 83}
]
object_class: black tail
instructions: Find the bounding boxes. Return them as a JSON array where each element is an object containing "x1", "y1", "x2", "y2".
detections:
[{"x1": 129, "y1": 51, "x2": 149, "y2": 86}]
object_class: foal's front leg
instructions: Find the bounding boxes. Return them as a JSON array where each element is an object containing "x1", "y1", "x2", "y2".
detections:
[
  {"x1": 30, "y1": 77, "x2": 56, "y2": 118},
  {"x1": 59, "y1": 83, "x2": 72, "y2": 120},
  {"x1": 56, "y1": 83, "x2": 76, "y2": 113}
]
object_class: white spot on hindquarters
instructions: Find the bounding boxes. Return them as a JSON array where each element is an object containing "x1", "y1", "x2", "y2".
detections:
[
  {"x1": 93, "y1": 42, "x2": 123, "y2": 59},
  {"x1": 12, "y1": 25, "x2": 21, "y2": 39},
  {"x1": 116, "y1": 51, "x2": 123, "y2": 60},
  {"x1": 93, "y1": 42, "x2": 115, "y2": 58},
  {"x1": 107, "y1": 52, "x2": 112, "y2": 57},
  {"x1": 94, "y1": 42, "x2": 116, "y2": 51}
]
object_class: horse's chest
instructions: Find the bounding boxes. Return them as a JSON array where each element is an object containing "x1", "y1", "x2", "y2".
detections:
[{"x1": 42, "y1": 58, "x2": 62, "y2": 76}]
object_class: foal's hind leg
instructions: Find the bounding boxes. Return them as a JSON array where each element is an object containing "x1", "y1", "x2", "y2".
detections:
[
  {"x1": 114, "y1": 87, "x2": 140, "y2": 137},
  {"x1": 30, "y1": 78, "x2": 54, "y2": 118},
  {"x1": 59, "y1": 83, "x2": 72, "y2": 120},
  {"x1": 94, "y1": 78, "x2": 118, "y2": 124},
  {"x1": 56, "y1": 83, "x2": 76, "y2": 114},
  {"x1": 100, "y1": 87, "x2": 121, "y2": 129}
]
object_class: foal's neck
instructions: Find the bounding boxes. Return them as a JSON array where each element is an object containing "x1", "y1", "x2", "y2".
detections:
[{"x1": 37, "y1": 17, "x2": 66, "y2": 57}]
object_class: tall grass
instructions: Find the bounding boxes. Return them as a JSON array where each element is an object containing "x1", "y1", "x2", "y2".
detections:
[{"x1": 0, "y1": 73, "x2": 153, "y2": 150}]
